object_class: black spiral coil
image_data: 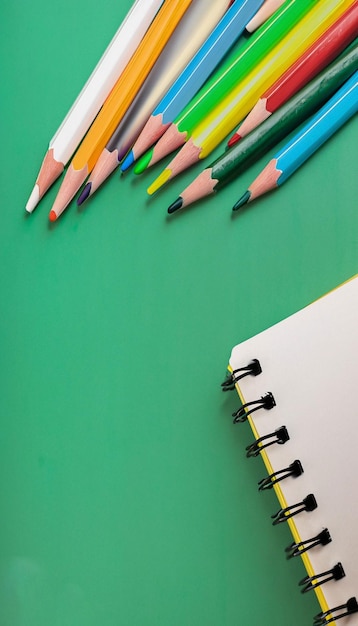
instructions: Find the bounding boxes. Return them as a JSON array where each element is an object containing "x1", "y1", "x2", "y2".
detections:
[{"x1": 223, "y1": 354, "x2": 356, "y2": 624}]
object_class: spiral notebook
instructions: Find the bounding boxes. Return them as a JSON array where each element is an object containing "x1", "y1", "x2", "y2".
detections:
[{"x1": 223, "y1": 276, "x2": 358, "y2": 625}]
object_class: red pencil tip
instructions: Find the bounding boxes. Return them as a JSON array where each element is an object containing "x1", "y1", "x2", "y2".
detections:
[
  {"x1": 49, "y1": 210, "x2": 57, "y2": 222},
  {"x1": 227, "y1": 134, "x2": 241, "y2": 148}
]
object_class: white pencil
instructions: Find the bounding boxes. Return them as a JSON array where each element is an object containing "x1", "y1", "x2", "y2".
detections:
[{"x1": 26, "y1": 0, "x2": 164, "y2": 213}]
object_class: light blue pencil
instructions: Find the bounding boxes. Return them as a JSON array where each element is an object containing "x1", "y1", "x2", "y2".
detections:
[
  {"x1": 234, "y1": 70, "x2": 358, "y2": 209},
  {"x1": 121, "y1": 0, "x2": 265, "y2": 172}
]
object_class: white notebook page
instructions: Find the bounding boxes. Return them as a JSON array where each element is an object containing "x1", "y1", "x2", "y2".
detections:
[{"x1": 229, "y1": 277, "x2": 358, "y2": 622}]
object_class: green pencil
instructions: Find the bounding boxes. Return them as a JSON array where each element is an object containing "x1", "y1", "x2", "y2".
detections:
[
  {"x1": 134, "y1": 0, "x2": 319, "y2": 173},
  {"x1": 167, "y1": 38, "x2": 358, "y2": 213}
]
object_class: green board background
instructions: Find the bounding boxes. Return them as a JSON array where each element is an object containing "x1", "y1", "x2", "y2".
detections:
[{"x1": 0, "y1": 1, "x2": 357, "y2": 624}]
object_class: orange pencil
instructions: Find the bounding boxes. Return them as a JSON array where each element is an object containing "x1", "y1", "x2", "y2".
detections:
[{"x1": 49, "y1": 0, "x2": 194, "y2": 221}]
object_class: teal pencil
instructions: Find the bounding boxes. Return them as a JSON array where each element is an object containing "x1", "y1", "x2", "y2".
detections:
[{"x1": 233, "y1": 70, "x2": 358, "y2": 209}]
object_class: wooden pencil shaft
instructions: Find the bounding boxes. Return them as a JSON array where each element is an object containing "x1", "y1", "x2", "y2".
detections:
[
  {"x1": 211, "y1": 40, "x2": 358, "y2": 190},
  {"x1": 245, "y1": 0, "x2": 286, "y2": 32},
  {"x1": 174, "y1": 0, "x2": 317, "y2": 135},
  {"x1": 72, "y1": 0, "x2": 194, "y2": 173}
]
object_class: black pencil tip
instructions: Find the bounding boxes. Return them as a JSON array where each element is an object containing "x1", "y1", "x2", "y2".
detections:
[
  {"x1": 77, "y1": 182, "x2": 92, "y2": 206},
  {"x1": 233, "y1": 190, "x2": 251, "y2": 211},
  {"x1": 168, "y1": 197, "x2": 183, "y2": 214}
]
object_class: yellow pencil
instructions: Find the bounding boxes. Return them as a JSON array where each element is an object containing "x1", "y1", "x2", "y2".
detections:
[
  {"x1": 148, "y1": 0, "x2": 355, "y2": 194},
  {"x1": 49, "y1": 0, "x2": 194, "y2": 221}
]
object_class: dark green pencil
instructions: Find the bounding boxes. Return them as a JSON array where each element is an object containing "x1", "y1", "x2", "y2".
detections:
[{"x1": 167, "y1": 38, "x2": 358, "y2": 214}]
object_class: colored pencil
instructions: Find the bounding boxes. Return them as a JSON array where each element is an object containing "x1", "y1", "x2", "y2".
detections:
[
  {"x1": 166, "y1": 40, "x2": 358, "y2": 213},
  {"x1": 120, "y1": 0, "x2": 266, "y2": 173},
  {"x1": 148, "y1": 0, "x2": 353, "y2": 194},
  {"x1": 134, "y1": 0, "x2": 318, "y2": 174},
  {"x1": 25, "y1": 0, "x2": 164, "y2": 213},
  {"x1": 229, "y1": 2, "x2": 358, "y2": 145},
  {"x1": 49, "y1": 0, "x2": 194, "y2": 221},
  {"x1": 76, "y1": 0, "x2": 233, "y2": 205},
  {"x1": 233, "y1": 71, "x2": 358, "y2": 209},
  {"x1": 245, "y1": 0, "x2": 286, "y2": 32}
]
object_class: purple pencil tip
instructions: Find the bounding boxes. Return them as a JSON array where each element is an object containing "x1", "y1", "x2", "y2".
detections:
[{"x1": 77, "y1": 182, "x2": 92, "y2": 206}]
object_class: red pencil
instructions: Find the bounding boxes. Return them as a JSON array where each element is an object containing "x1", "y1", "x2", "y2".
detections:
[{"x1": 228, "y1": 2, "x2": 358, "y2": 146}]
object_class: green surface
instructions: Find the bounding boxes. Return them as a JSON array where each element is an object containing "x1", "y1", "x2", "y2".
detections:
[{"x1": 0, "y1": 1, "x2": 357, "y2": 625}]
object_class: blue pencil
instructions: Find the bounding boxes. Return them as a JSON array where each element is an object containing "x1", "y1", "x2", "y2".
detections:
[
  {"x1": 121, "y1": 0, "x2": 265, "y2": 172},
  {"x1": 233, "y1": 71, "x2": 358, "y2": 209}
]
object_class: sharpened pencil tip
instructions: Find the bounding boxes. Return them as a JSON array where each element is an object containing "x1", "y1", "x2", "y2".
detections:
[
  {"x1": 77, "y1": 183, "x2": 92, "y2": 206},
  {"x1": 168, "y1": 197, "x2": 183, "y2": 214},
  {"x1": 227, "y1": 134, "x2": 241, "y2": 148},
  {"x1": 26, "y1": 185, "x2": 40, "y2": 213},
  {"x1": 134, "y1": 148, "x2": 154, "y2": 175},
  {"x1": 121, "y1": 150, "x2": 134, "y2": 172},
  {"x1": 233, "y1": 190, "x2": 251, "y2": 211},
  {"x1": 147, "y1": 169, "x2": 172, "y2": 195},
  {"x1": 49, "y1": 210, "x2": 57, "y2": 222}
]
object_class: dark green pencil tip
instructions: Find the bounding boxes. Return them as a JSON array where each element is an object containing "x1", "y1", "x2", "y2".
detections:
[
  {"x1": 233, "y1": 190, "x2": 251, "y2": 211},
  {"x1": 168, "y1": 197, "x2": 183, "y2": 214}
]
